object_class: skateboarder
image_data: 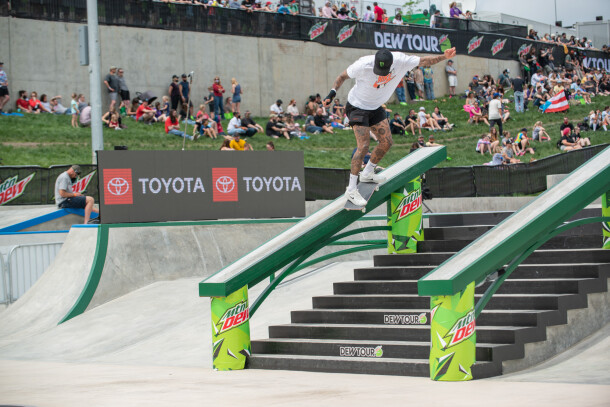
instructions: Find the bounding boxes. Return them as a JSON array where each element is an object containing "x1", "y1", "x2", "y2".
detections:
[{"x1": 324, "y1": 47, "x2": 456, "y2": 206}]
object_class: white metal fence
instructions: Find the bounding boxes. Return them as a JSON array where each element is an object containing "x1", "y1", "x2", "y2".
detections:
[{"x1": 0, "y1": 242, "x2": 63, "y2": 305}]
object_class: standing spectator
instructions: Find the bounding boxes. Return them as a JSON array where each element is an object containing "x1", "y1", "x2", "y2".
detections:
[
  {"x1": 165, "y1": 109, "x2": 196, "y2": 140},
  {"x1": 449, "y1": 2, "x2": 464, "y2": 18},
  {"x1": 212, "y1": 76, "x2": 225, "y2": 119},
  {"x1": 373, "y1": 2, "x2": 383, "y2": 22},
  {"x1": 0, "y1": 62, "x2": 9, "y2": 113},
  {"x1": 488, "y1": 92, "x2": 504, "y2": 134},
  {"x1": 136, "y1": 99, "x2": 155, "y2": 124},
  {"x1": 70, "y1": 93, "x2": 79, "y2": 127},
  {"x1": 231, "y1": 78, "x2": 242, "y2": 115},
  {"x1": 117, "y1": 68, "x2": 130, "y2": 111},
  {"x1": 270, "y1": 99, "x2": 284, "y2": 115},
  {"x1": 321, "y1": 1, "x2": 337, "y2": 18},
  {"x1": 55, "y1": 165, "x2": 99, "y2": 224},
  {"x1": 169, "y1": 75, "x2": 181, "y2": 111},
  {"x1": 413, "y1": 67, "x2": 425, "y2": 100},
  {"x1": 393, "y1": 11, "x2": 403, "y2": 25},
  {"x1": 179, "y1": 74, "x2": 193, "y2": 119},
  {"x1": 103, "y1": 66, "x2": 120, "y2": 112},
  {"x1": 422, "y1": 65, "x2": 435, "y2": 100},
  {"x1": 394, "y1": 77, "x2": 407, "y2": 105},
  {"x1": 405, "y1": 71, "x2": 416, "y2": 101},
  {"x1": 362, "y1": 5, "x2": 373, "y2": 22},
  {"x1": 445, "y1": 60, "x2": 457, "y2": 98},
  {"x1": 349, "y1": 7, "x2": 359, "y2": 20},
  {"x1": 430, "y1": 9, "x2": 441, "y2": 28}
]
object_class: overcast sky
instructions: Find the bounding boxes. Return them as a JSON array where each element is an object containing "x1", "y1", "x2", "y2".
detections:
[{"x1": 473, "y1": 0, "x2": 608, "y2": 27}]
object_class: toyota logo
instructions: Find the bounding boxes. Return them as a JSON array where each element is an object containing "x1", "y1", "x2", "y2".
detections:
[
  {"x1": 215, "y1": 176, "x2": 235, "y2": 193},
  {"x1": 107, "y1": 177, "x2": 130, "y2": 196}
]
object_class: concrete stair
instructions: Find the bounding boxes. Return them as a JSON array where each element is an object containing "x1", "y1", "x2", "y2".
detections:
[{"x1": 248, "y1": 208, "x2": 609, "y2": 378}]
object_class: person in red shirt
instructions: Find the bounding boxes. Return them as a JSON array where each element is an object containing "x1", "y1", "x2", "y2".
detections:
[
  {"x1": 16, "y1": 90, "x2": 33, "y2": 113},
  {"x1": 136, "y1": 100, "x2": 155, "y2": 124},
  {"x1": 212, "y1": 76, "x2": 225, "y2": 119},
  {"x1": 29, "y1": 91, "x2": 50, "y2": 113},
  {"x1": 165, "y1": 109, "x2": 196, "y2": 140},
  {"x1": 373, "y1": 2, "x2": 383, "y2": 22}
]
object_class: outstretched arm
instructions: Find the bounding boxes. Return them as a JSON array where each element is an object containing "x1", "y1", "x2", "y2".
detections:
[{"x1": 418, "y1": 47, "x2": 457, "y2": 67}]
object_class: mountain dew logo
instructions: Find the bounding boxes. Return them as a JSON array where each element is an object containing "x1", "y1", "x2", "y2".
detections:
[
  {"x1": 518, "y1": 43, "x2": 532, "y2": 57},
  {"x1": 337, "y1": 24, "x2": 356, "y2": 44},
  {"x1": 0, "y1": 173, "x2": 35, "y2": 206},
  {"x1": 439, "y1": 34, "x2": 452, "y2": 52},
  {"x1": 491, "y1": 39, "x2": 507, "y2": 56},
  {"x1": 443, "y1": 310, "x2": 475, "y2": 348},
  {"x1": 215, "y1": 301, "x2": 249, "y2": 334},
  {"x1": 467, "y1": 36, "x2": 484, "y2": 54},
  {"x1": 394, "y1": 189, "x2": 422, "y2": 221},
  {"x1": 308, "y1": 22, "x2": 328, "y2": 40}
]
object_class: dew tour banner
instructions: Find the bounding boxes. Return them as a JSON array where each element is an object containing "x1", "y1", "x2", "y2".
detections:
[
  {"x1": 211, "y1": 285, "x2": 251, "y2": 370},
  {"x1": 430, "y1": 282, "x2": 476, "y2": 381},
  {"x1": 96, "y1": 150, "x2": 305, "y2": 223},
  {"x1": 0, "y1": 165, "x2": 99, "y2": 206},
  {"x1": 387, "y1": 177, "x2": 423, "y2": 254}
]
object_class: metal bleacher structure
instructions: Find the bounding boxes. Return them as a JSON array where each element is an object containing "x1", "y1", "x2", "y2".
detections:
[{"x1": 200, "y1": 145, "x2": 610, "y2": 378}]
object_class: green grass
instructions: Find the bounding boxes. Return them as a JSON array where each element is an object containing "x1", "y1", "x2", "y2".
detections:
[{"x1": 1, "y1": 94, "x2": 609, "y2": 168}]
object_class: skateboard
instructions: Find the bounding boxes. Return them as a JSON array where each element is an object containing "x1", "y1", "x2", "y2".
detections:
[{"x1": 344, "y1": 182, "x2": 380, "y2": 213}]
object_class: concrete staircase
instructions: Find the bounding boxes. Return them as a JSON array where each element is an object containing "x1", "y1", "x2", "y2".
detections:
[{"x1": 247, "y1": 209, "x2": 610, "y2": 378}]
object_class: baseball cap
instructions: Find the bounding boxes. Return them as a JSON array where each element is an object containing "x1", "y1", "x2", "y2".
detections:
[
  {"x1": 110, "y1": 66, "x2": 117, "y2": 71},
  {"x1": 374, "y1": 49, "x2": 393, "y2": 76},
  {"x1": 521, "y1": 127, "x2": 527, "y2": 132},
  {"x1": 419, "y1": 106, "x2": 425, "y2": 110},
  {"x1": 493, "y1": 92, "x2": 500, "y2": 98},
  {"x1": 276, "y1": 99, "x2": 283, "y2": 104},
  {"x1": 447, "y1": 59, "x2": 453, "y2": 63},
  {"x1": 71, "y1": 165, "x2": 82, "y2": 175}
]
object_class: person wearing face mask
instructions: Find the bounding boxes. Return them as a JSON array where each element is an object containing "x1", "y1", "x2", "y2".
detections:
[{"x1": 212, "y1": 76, "x2": 225, "y2": 120}]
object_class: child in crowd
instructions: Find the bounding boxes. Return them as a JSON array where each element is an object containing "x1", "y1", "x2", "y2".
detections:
[
  {"x1": 70, "y1": 93, "x2": 79, "y2": 128},
  {"x1": 514, "y1": 128, "x2": 535, "y2": 156},
  {"x1": 532, "y1": 121, "x2": 551, "y2": 141},
  {"x1": 476, "y1": 134, "x2": 492, "y2": 155},
  {"x1": 488, "y1": 127, "x2": 500, "y2": 151},
  {"x1": 486, "y1": 146, "x2": 504, "y2": 166},
  {"x1": 109, "y1": 112, "x2": 121, "y2": 130},
  {"x1": 219, "y1": 139, "x2": 233, "y2": 151}
]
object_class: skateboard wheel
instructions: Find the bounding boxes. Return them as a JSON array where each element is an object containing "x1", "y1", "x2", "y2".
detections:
[
  {"x1": 361, "y1": 208, "x2": 366, "y2": 213},
  {"x1": 375, "y1": 186, "x2": 379, "y2": 191}
]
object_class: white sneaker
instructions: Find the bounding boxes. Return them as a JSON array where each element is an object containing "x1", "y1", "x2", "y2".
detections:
[
  {"x1": 359, "y1": 172, "x2": 386, "y2": 184},
  {"x1": 345, "y1": 187, "x2": 366, "y2": 206}
]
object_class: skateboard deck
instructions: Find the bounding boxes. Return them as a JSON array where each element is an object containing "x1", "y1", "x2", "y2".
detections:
[{"x1": 344, "y1": 182, "x2": 380, "y2": 212}]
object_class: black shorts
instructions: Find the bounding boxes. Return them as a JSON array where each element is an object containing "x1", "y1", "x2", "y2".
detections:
[
  {"x1": 120, "y1": 90, "x2": 130, "y2": 102},
  {"x1": 0, "y1": 86, "x2": 8, "y2": 97},
  {"x1": 58, "y1": 196, "x2": 87, "y2": 209},
  {"x1": 345, "y1": 102, "x2": 386, "y2": 128}
]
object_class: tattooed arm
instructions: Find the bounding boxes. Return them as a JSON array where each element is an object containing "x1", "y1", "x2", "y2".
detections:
[{"x1": 418, "y1": 47, "x2": 457, "y2": 67}]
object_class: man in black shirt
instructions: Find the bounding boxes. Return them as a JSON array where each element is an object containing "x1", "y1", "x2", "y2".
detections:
[
  {"x1": 511, "y1": 75, "x2": 525, "y2": 113},
  {"x1": 314, "y1": 108, "x2": 334, "y2": 134},
  {"x1": 389, "y1": 113, "x2": 406, "y2": 136},
  {"x1": 559, "y1": 117, "x2": 574, "y2": 135},
  {"x1": 241, "y1": 110, "x2": 262, "y2": 137}
]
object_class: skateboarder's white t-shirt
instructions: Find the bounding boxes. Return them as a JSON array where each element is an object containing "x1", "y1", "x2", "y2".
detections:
[{"x1": 346, "y1": 52, "x2": 420, "y2": 111}]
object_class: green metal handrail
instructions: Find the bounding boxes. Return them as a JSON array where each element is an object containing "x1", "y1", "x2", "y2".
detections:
[
  {"x1": 250, "y1": 225, "x2": 390, "y2": 315},
  {"x1": 474, "y1": 216, "x2": 610, "y2": 317}
]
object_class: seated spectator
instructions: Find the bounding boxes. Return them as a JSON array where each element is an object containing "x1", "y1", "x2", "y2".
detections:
[
  {"x1": 285, "y1": 115, "x2": 307, "y2": 137},
  {"x1": 266, "y1": 114, "x2": 290, "y2": 139},
  {"x1": 241, "y1": 110, "x2": 263, "y2": 137},
  {"x1": 559, "y1": 128, "x2": 581, "y2": 152},
  {"x1": 49, "y1": 96, "x2": 70, "y2": 114},
  {"x1": 305, "y1": 114, "x2": 321, "y2": 134},
  {"x1": 406, "y1": 109, "x2": 421, "y2": 136},
  {"x1": 329, "y1": 116, "x2": 344, "y2": 131},
  {"x1": 29, "y1": 91, "x2": 49, "y2": 113},
  {"x1": 601, "y1": 106, "x2": 610, "y2": 131},
  {"x1": 572, "y1": 127, "x2": 591, "y2": 147},
  {"x1": 136, "y1": 100, "x2": 156, "y2": 124},
  {"x1": 266, "y1": 141, "x2": 276, "y2": 151},
  {"x1": 270, "y1": 99, "x2": 283, "y2": 115},
  {"x1": 313, "y1": 108, "x2": 334, "y2": 133},
  {"x1": 476, "y1": 134, "x2": 492, "y2": 155},
  {"x1": 55, "y1": 165, "x2": 99, "y2": 224},
  {"x1": 514, "y1": 128, "x2": 535, "y2": 156},
  {"x1": 425, "y1": 135, "x2": 443, "y2": 147},
  {"x1": 227, "y1": 111, "x2": 248, "y2": 137},
  {"x1": 229, "y1": 132, "x2": 253, "y2": 151},
  {"x1": 39, "y1": 94, "x2": 54, "y2": 113},
  {"x1": 153, "y1": 102, "x2": 167, "y2": 123},
  {"x1": 488, "y1": 127, "x2": 500, "y2": 151},
  {"x1": 418, "y1": 106, "x2": 441, "y2": 130},
  {"x1": 108, "y1": 112, "x2": 121, "y2": 130},
  {"x1": 102, "y1": 107, "x2": 123, "y2": 128},
  {"x1": 431, "y1": 106, "x2": 453, "y2": 130},
  {"x1": 16, "y1": 90, "x2": 33, "y2": 113},
  {"x1": 532, "y1": 121, "x2": 551, "y2": 141},
  {"x1": 127, "y1": 98, "x2": 140, "y2": 117},
  {"x1": 389, "y1": 113, "x2": 406, "y2": 136},
  {"x1": 588, "y1": 110, "x2": 600, "y2": 131},
  {"x1": 79, "y1": 105, "x2": 92, "y2": 127},
  {"x1": 77, "y1": 94, "x2": 88, "y2": 112},
  {"x1": 286, "y1": 99, "x2": 302, "y2": 120},
  {"x1": 498, "y1": 69, "x2": 511, "y2": 88},
  {"x1": 570, "y1": 80, "x2": 592, "y2": 104},
  {"x1": 486, "y1": 146, "x2": 504, "y2": 166},
  {"x1": 332, "y1": 98, "x2": 345, "y2": 117},
  {"x1": 165, "y1": 109, "x2": 196, "y2": 140},
  {"x1": 501, "y1": 139, "x2": 521, "y2": 164},
  {"x1": 410, "y1": 141, "x2": 422, "y2": 153},
  {"x1": 465, "y1": 102, "x2": 489, "y2": 126},
  {"x1": 219, "y1": 140, "x2": 234, "y2": 151}
]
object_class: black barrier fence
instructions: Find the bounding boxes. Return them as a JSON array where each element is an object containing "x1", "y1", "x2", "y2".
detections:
[
  {"x1": 4, "y1": 0, "x2": 610, "y2": 67},
  {"x1": 2, "y1": 145, "x2": 606, "y2": 207},
  {"x1": 435, "y1": 16, "x2": 527, "y2": 38}
]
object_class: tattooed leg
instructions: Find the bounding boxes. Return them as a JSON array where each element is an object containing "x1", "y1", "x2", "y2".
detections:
[
  {"x1": 369, "y1": 119, "x2": 394, "y2": 164},
  {"x1": 351, "y1": 125, "x2": 371, "y2": 175}
]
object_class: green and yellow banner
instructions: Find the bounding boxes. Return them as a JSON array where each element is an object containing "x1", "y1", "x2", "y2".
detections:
[
  {"x1": 430, "y1": 282, "x2": 476, "y2": 381},
  {"x1": 211, "y1": 285, "x2": 251, "y2": 370},
  {"x1": 387, "y1": 177, "x2": 424, "y2": 254}
]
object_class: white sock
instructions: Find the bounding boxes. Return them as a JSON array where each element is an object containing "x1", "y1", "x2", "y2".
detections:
[
  {"x1": 348, "y1": 174, "x2": 359, "y2": 191},
  {"x1": 603, "y1": 125, "x2": 607, "y2": 131},
  {"x1": 362, "y1": 161, "x2": 377, "y2": 176}
]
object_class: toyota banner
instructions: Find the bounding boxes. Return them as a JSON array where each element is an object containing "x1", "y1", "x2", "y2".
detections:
[{"x1": 97, "y1": 151, "x2": 305, "y2": 223}]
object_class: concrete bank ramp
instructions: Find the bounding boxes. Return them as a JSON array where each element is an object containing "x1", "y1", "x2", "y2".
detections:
[
  {"x1": 0, "y1": 227, "x2": 97, "y2": 348},
  {"x1": 0, "y1": 260, "x2": 361, "y2": 366}
]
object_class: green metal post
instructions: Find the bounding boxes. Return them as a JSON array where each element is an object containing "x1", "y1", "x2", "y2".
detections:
[
  {"x1": 602, "y1": 191, "x2": 610, "y2": 249},
  {"x1": 387, "y1": 177, "x2": 424, "y2": 254},
  {"x1": 211, "y1": 286, "x2": 251, "y2": 370},
  {"x1": 429, "y1": 282, "x2": 476, "y2": 381}
]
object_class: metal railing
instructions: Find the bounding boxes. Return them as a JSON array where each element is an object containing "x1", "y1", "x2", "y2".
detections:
[{"x1": 3, "y1": 242, "x2": 63, "y2": 304}]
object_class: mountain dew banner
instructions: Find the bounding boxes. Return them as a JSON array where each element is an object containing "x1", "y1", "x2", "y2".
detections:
[
  {"x1": 430, "y1": 282, "x2": 476, "y2": 381},
  {"x1": 211, "y1": 286, "x2": 251, "y2": 370},
  {"x1": 602, "y1": 191, "x2": 610, "y2": 250},
  {"x1": 387, "y1": 177, "x2": 423, "y2": 254}
]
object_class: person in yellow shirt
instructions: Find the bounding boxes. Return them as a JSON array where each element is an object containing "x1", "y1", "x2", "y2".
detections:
[{"x1": 229, "y1": 133, "x2": 253, "y2": 151}]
